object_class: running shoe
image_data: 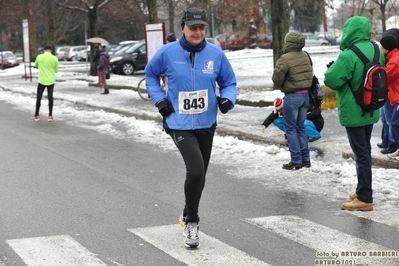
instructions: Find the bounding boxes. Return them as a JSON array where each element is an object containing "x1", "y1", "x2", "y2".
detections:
[
  {"x1": 184, "y1": 222, "x2": 200, "y2": 248},
  {"x1": 34, "y1": 115, "x2": 40, "y2": 121},
  {"x1": 48, "y1": 116, "x2": 53, "y2": 122}
]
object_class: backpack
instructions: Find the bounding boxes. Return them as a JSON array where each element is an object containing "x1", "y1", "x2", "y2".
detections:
[
  {"x1": 348, "y1": 42, "x2": 388, "y2": 117},
  {"x1": 305, "y1": 52, "x2": 324, "y2": 110}
]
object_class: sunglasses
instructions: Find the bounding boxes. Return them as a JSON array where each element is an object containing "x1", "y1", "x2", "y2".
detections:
[{"x1": 187, "y1": 25, "x2": 206, "y2": 31}]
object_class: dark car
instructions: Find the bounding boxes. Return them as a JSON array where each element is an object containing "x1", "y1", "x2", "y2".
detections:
[
  {"x1": 226, "y1": 31, "x2": 272, "y2": 50},
  {"x1": 316, "y1": 32, "x2": 337, "y2": 45},
  {"x1": 110, "y1": 41, "x2": 146, "y2": 75}
]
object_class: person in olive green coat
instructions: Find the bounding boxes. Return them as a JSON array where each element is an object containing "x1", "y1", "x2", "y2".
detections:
[
  {"x1": 34, "y1": 44, "x2": 59, "y2": 121},
  {"x1": 272, "y1": 31, "x2": 313, "y2": 170},
  {"x1": 324, "y1": 16, "x2": 385, "y2": 211}
]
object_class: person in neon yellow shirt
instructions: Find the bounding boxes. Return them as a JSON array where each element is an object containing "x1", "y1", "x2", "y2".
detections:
[{"x1": 34, "y1": 44, "x2": 59, "y2": 121}]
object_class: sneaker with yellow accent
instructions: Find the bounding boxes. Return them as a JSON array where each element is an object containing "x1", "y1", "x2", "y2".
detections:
[
  {"x1": 341, "y1": 198, "x2": 373, "y2": 211},
  {"x1": 183, "y1": 222, "x2": 200, "y2": 248}
]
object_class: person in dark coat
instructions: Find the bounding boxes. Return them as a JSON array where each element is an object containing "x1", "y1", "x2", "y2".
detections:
[
  {"x1": 97, "y1": 51, "x2": 110, "y2": 94},
  {"x1": 92, "y1": 43, "x2": 102, "y2": 75}
]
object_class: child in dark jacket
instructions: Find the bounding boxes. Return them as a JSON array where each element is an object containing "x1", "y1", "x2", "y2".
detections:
[{"x1": 261, "y1": 97, "x2": 324, "y2": 141}]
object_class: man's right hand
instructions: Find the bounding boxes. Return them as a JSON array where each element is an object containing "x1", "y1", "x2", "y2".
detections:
[{"x1": 156, "y1": 99, "x2": 174, "y2": 117}]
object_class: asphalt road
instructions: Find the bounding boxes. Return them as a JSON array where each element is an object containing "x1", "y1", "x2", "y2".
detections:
[{"x1": 0, "y1": 86, "x2": 398, "y2": 265}]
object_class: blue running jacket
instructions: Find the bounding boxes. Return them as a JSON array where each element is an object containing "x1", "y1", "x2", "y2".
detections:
[{"x1": 145, "y1": 41, "x2": 237, "y2": 130}]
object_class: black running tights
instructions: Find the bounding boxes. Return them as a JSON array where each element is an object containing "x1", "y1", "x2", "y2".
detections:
[
  {"x1": 168, "y1": 128, "x2": 215, "y2": 223},
  {"x1": 35, "y1": 83, "x2": 54, "y2": 116}
]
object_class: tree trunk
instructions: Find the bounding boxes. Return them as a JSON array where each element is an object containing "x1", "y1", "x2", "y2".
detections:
[
  {"x1": 147, "y1": 0, "x2": 158, "y2": 24},
  {"x1": 271, "y1": 0, "x2": 289, "y2": 67},
  {"x1": 168, "y1": 1, "x2": 174, "y2": 33},
  {"x1": 47, "y1": 0, "x2": 56, "y2": 49},
  {"x1": 321, "y1": 0, "x2": 327, "y2": 32}
]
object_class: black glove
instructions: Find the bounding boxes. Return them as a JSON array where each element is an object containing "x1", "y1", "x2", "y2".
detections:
[
  {"x1": 217, "y1": 97, "x2": 232, "y2": 114},
  {"x1": 326, "y1": 60, "x2": 335, "y2": 68},
  {"x1": 156, "y1": 99, "x2": 174, "y2": 117}
]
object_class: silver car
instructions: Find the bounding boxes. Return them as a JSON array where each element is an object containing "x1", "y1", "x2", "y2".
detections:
[
  {"x1": 303, "y1": 33, "x2": 329, "y2": 47},
  {"x1": 65, "y1": 45, "x2": 87, "y2": 61},
  {"x1": 55, "y1": 46, "x2": 70, "y2": 61}
]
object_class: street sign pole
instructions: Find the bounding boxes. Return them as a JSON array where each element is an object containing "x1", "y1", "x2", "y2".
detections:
[{"x1": 0, "y1": 26, "x2": 3, "y2": 70}]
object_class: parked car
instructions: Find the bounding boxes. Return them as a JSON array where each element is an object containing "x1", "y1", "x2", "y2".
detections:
[
  {"x1": 316, "y1": 32, "x2": 337, "y2": 45},
  {"x1": 257, "y1": 33, "x2": 273, "y2": 49},
  {"x1": 0, "y1": 56, "x2": 11, "y2": 69},
  {"x1": 206, "y1": 38, "x2": 215, "y2": 44},
  {"x1": 65, "y1": 45, "x2": 87, "y2": 61},
  {"x1": 303, "y1": 33, "x2": 328, "y2": 46},
  {"x1": 1, "y1": 51, "x2": 19, "y2": 67},
  {"x1": 226, "y1": 31, "x2": 272, "y2": 50},
  {"x1": 55, "y1": 46, "x2": 70, "y2": 61},
  {"x1": 110, "y1": 41, "x2": 146, "y2": 75},
  {"x1": 108, "y1": 40, "x2": 140, "y2": 55},
  {"x1": 214, "y1": 33, "x2": 228, "y2": 49}
]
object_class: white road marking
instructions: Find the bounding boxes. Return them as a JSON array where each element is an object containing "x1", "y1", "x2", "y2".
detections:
[
  {"x1": 247, "y1": 215, "x2": 399, "y2": 266},
  {"x1": 347, "y1": 210, "x2": 399, "y2": 229},
  {"x1": 129, "y1": 224, "x2": 272, "y2": 266},
  {"x1": 6, "y1": 235, "x2": 107, "y2": 266}
]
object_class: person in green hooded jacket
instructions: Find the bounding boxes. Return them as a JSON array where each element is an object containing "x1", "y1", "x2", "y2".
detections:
[{"x1": 324, "y1": 16, "x2": 385, "y2": 212}]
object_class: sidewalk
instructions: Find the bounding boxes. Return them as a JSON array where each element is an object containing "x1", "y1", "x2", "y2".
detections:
[{"x1": 1, "y1": 65, "x2": 398, "y2": 170}]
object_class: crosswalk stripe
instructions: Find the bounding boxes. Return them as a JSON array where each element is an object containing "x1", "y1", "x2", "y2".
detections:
[
  {"x1": 129, "y1": 224, "x2": 272, "y2": 266},
  {"x1": 6, "y1": 235, "x2": 107, "y2": 266},
  {"x1": 349, "y1": 210, "x2": 399, "y2": 230},
  {"x1": 247, "y1": 215, "x2": 399, "y2": 266}
]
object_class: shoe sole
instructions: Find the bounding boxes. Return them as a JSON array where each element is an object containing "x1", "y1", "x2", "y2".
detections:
[
  {"x1": 282, "y1": 165, "x2": 302, "y2": 170},
  {"x1": 341, "y1": 206, "x2": 373, "y2": 211},
  {"x1": 184, "y1": 242, "x2": 200, "y2": 249}
]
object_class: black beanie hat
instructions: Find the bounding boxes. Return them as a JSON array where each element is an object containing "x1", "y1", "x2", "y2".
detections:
[
  {"x1": 43, "y1": 44, "x2": 52, "y2": 50},
  {"x1": 380, "y1": 35, "x2": 398, "y2": 51},
  {"x1": 382, "y1": 28, "x2": 399, "y2": 48}
]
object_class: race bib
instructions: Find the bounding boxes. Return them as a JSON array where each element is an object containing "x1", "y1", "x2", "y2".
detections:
[{"x1": 178, "y1": 89, "x2": 208, "y2": 114}]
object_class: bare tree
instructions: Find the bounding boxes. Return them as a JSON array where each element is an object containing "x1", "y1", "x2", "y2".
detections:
[
  {"x1": 372, "y1": 0, "x2": 390, "y2": 32},
  {"x1": 57, "y1": 0, "x2": 115, "y2": 75}
]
